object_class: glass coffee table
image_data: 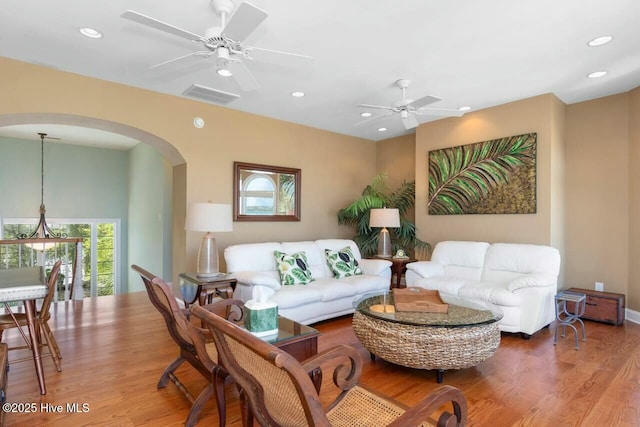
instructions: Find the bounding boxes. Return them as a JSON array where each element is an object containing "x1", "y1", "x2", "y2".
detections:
[{"x1": 352, "y1": 290, "x2": 502, "y2": 383}]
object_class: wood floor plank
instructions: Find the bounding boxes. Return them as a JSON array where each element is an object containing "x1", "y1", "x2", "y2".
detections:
[{"x1": 2, "y1": 292, "x2": 640, "y2": 426}]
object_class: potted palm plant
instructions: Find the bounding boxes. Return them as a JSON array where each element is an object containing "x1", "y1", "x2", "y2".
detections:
[{"x1": 337, "y1": 173, "x2": 430, "y2": 258}]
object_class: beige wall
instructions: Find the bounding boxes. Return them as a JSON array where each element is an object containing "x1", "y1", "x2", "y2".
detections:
[
  {"x1": 628, "y1": 88, "x2": 640, "y2": 309},
  {"x1": 415, "y1": 94, "x2": 562, "y2": 250},
  {"x1": 376, "y1": 133, "x2": 416, "y2": 223},
  {"x1": 565, "y1": 94, "x2": 629, "y2": 296},
  {"x1": 0, "y1": 58, "x2": 377, "y2": 278},
  {"x1": 375, "y1": 134, "x2": 416, "y2": 190}
]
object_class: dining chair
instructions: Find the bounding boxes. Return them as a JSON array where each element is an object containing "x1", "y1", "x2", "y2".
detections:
[
  {"x1": 131, "y1": 264, "x2": 244, "y2": 427},
  {"x1": 191, "y1": 304, "x2": 468, "y2": 427},
  {"x1": 0, "y1": 260, "x2": 63, "y2": 372}
]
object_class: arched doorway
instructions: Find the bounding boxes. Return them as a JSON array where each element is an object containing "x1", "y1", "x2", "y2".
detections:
[{"x1": 0, "y1": 112, "x2": 186, "y2": 295}]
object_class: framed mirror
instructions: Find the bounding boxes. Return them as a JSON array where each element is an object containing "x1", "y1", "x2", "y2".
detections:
[{"x1": 233, "y1": 162, "x2": 301, "y2": 221}]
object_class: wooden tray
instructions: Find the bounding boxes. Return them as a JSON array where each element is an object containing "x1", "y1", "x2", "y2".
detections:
[{"x1": 392, "y1": 288, "x2": 449, "y2": 313}]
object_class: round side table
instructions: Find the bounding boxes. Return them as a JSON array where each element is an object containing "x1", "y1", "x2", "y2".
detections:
[{"x1": 390, "y1": 258, "x2": 416, "y2": 289}]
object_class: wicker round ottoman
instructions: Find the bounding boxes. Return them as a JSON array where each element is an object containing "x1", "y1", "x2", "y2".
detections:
[{"x1": 352, "y1": 291, "x2": 502, "y2": 383}]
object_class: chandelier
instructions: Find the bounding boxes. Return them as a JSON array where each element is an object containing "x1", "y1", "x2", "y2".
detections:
[{"x1": 17, "y1": 133, "x2": 67, "y2": 240}]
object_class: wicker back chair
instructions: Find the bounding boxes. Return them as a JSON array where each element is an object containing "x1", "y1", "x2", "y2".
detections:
[
  {"x1": 0, "y1": 260, "x2": 63, "y2": 372},
  {"x1": 191, "y1": 305, "x2": 468, "y2": 427},
  {"x1": 131, "y1": 264, "x2": 244, "y2": 427}
]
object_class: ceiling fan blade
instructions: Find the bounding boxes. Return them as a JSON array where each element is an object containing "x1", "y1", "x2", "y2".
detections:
[
  {"x1": 418, "y1": 107, "x2": 464, "y2": 117},
  {"x1": 121, "y1": 10, "x2": 204, "y2": 41},
  {"x1": 223, "y1": 2, "x2": 268, "y2": 42},
  {"x1": 150, "y1": 51, "x2": 212, "y2": 69},
  {"x1": 245, "y1": 46, "x2": 314, "y2": 68},
  {"x1": 408, "y1": 94, "x2": 442, "y2": 110},
  {"x1": 226, "y1": 60, "x2": 260, "y2": 92},
  {"x1": 401, "y1": 114, "x2": 419, "y2": 130},
  {"x1": 357, "y1": 104, "x2": 396, "y2": 111}
]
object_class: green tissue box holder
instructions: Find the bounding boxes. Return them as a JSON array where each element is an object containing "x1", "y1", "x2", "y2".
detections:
[{"x1": 243, "y1": 302, "x2": 278, "y2": 337}]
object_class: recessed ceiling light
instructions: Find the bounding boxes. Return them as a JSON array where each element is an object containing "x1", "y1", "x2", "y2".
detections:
[
  {"x1": 291, "y1": 91, "x2": 305, "y2": 97},
  {"x1": 217, "y1": 68, "x2": 233, "y2": 77},
  {"x1": 458, "y1": 106, "x2": 471, "y2": 112},
  {"x1": 360, "y1": 112, "x2": 372, "y2": 117},
  {"x1": 588, "y1": 35, "x2": 613, "y2": 47},
  {"x1": 79, "y1": 27, "x2": 103, "y2": 39},
  {"x1": 587, "y1": 71, "x2": 607, "y2": 79},
  {"x1": 377, "y1": 127, "x2": 387, "y2": 132}
]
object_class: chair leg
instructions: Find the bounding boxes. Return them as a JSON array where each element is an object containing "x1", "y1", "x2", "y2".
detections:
[
  {"x1": 158, "y1": 355, "x2": 185, "y2": 389},
  {"x1": 185, "y1": 384, "x2": 215, "y2": 427},
  {"x1": 239, "y1": 389, "x2": 253, "y2": 427},
  {"x1": 40, "y1": 326, "x2": 62, "y2": 372},
  {"x1": 42, "y1": 322, "x2": 62, "y2": 360},
  {"x1": 213, "y1": 367, "x2": 227, "y2": 427}
]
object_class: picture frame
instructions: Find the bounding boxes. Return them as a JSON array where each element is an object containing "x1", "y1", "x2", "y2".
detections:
[{"x1": 233, "y1": 162, "x2": 301, "y2": 221}]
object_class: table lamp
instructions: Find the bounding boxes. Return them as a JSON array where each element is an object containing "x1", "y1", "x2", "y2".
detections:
[
  {"x1": 185, "y1": 202, "x2": 233, "y2": 278},
  {"x1": 369, "y1": 208, "x2": 400, "y2": 258}
]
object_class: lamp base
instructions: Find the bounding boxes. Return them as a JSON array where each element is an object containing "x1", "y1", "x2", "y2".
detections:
[
  {"x1": 197, "y1": 232, "x2": 220, "y2": 277},
  {"x1": 376, "y1": 227, "x2": 392, "y2": 258}
]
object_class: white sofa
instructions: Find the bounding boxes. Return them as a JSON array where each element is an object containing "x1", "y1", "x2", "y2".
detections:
[
  {"x1": 224, "y1": 239, "x2": 392, "y2": 325},
  {"x1": 405, "y1": 241, "x2": 561, "y2": 337}
]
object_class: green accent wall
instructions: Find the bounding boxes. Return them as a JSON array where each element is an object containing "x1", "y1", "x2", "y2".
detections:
[
  {"x1": 127, "y1": 143, "x2": 173, "y2": 291},
  {"x1": 0, "y1": 136, "x2": 172, "y2": 293}
]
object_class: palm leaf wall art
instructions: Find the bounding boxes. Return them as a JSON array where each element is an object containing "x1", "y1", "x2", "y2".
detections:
[{"x1": 428, "y1": 133, "x2": 537, "y2": 215}]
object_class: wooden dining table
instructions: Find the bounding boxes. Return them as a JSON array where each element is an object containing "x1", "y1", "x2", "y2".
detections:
[{"x1": 0, "y1": 266, "x2": 49, "y2": 394}]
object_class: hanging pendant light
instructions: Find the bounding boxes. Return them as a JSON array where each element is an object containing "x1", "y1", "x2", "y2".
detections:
[{"x1": 17, "y1": 133, "x2": 67, "y2": 240}]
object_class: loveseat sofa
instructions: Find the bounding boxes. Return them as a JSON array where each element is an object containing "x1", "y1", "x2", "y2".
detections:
[
  {"x1": 224, "y1": 239, "x2": 392, "y2": 325},
  {"x1": 405, "y1": 241, "x2": 561, "y2": 337}
]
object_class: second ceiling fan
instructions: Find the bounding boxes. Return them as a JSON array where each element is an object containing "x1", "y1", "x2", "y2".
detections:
[
  {"x1": 121, "y1": 0, "x2": 313, "y2": 92},
  {"x1": 358, "y1": 79, "x2": 464, "y2": 130}
]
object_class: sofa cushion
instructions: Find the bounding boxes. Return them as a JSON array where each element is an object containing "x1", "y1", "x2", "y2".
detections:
[
  {"x1": 340, "y1": 274, "x2": 390, "y2": 294},
  {"x1": 413, "y1": 276, "x2": 467, "y2": 295},
  {"x1": 281, "y1": 241, "x2": 328, "y2": 279},
  {"x1": 269, "y1": 285, "x2": 324, "y2": 309},
  {"x1": 324, "y1": 247, "x2": 362, "y2": 279},
  {"x1": 307, "y1": 278, "x2": 360, "y2": 302},
  {"x1": 431, "y1": 241, "x2": 489, "y2": 281},
  {"x1": 274, "y1": 251, "x2": 314, "y2": 285},
  {"x1": 481, "y1": 243, "x2": 560, "y2": 283},
  {"x1": 225, "y1": 242, "x2": 283, "y2": 273},
  {"x1": 458, "y1": 281, "x2": 522, "y2": 307}
]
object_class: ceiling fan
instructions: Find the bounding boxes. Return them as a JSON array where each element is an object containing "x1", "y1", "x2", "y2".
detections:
[
  {"x1": 121, "y1": 0, "x2": 313, "y2": 92},
  {"x1": 357, "y1": 79, "x2": 464, "y2": 130}
]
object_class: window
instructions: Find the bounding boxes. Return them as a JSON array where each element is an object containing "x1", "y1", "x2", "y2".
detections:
[
  {"x1": 242, "y1": 173, "x2": 276, "y2": 215},
  {"x1": 1, "y1": 219, "x2": 120, "y2": 299}
]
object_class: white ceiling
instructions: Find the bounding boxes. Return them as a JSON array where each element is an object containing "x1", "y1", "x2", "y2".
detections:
[{"x1": 1, "y1": 0, "x2": 639, "y2": 147}]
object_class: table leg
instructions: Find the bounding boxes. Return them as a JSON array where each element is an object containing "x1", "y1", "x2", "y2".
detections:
[{"x1": 24, "y1": 299, "x2": 46, "y2": 395}]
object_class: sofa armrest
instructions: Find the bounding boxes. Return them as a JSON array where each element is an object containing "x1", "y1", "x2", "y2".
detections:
[
  {"x1": 405, "y1": 261, "x2": 445, "y2": 279},
  {"x1": 232, "y1": 271, "x2": 282, "y2": 292},
  {"x1": 358, "y1": 258, "x2": 392, "y2": 277},
  {"x1": 507, "y1": 274, "x2": 556, "y2": 292}
]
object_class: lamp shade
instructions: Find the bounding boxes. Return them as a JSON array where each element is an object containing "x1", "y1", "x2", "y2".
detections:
[
  {"x1": 185, "y1": 203, "x2": 233, "y2": 232},
  {"x1": 369, "y1": 208, "x2": 400, "y2": 228}
]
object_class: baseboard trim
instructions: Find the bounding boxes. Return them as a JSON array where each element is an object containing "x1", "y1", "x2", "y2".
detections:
[{"x1": 626, "y1": 308, "x2": 640, "y2": 324}]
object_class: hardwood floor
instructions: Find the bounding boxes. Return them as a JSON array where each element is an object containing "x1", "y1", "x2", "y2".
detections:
[{"x1": 3, "y1": 291, "x2": 640, "y2": 426}]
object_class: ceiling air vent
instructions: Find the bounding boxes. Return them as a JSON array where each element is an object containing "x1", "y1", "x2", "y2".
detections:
[{"x1": 182, "y1": 84, "x2": 240, "y2": 105}]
